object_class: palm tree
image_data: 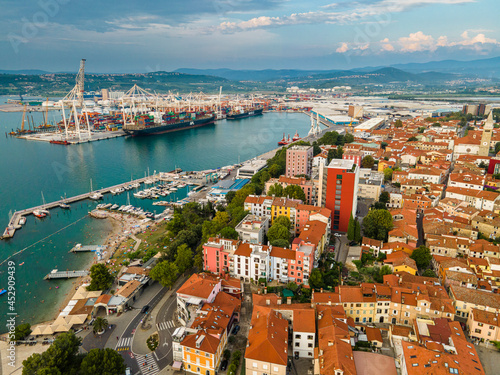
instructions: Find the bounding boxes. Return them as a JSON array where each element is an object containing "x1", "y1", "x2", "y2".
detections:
[{"x1": 93, "y1": 317, "x2": 108, "y2": 334}]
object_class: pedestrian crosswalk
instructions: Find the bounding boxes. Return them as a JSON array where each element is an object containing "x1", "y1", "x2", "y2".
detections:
[
  {"x1": 116, "y1": 336, "x2": 132, "y2": 351},
  {"x1": 156, "y1": 320, "x2": 175, "y2": 331},
  {"x1": 136, "y1": 354, "x2": 160, "y2": 375}
]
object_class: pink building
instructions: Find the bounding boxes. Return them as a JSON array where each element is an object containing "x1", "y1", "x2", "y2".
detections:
[
  {"x1": 203, "y1": 238, "x2": 239, "y2": 274},
  {"x1": 286, "y1": 145, "x2": 313, "y2": 177}
]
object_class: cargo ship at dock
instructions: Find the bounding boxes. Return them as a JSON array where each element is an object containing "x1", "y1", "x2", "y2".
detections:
[
  {"x1": 226, "y1": 106, "x2": 264, "y2": 120},
  {"x1": 123, "y1": 111, "x2": 216, "y2": 136}
]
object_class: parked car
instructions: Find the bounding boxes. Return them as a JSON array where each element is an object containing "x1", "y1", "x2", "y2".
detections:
[
  {"x1": 231, "y1": 325, "x2": 240, "y2": 335},
  {"x1": 334, "y1": 233, "x2": 342, "y2": 237},
  {"x1": 220, "y1": 360, "x2": 228, "y2": 371},
  {"x1": 141, "y1": 305, "x2": 150, "y2": 313}
]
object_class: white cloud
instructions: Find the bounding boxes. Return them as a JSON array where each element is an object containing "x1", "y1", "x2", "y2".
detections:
[
  {"x1": 216, "y1": 0, "x2": 475, "y2": 33},
  {"x1": 380, "y1": 37, "x2": 394, "y2": 51},
  {"x1": 336, "y1": 42, "x2": 349, "y2": 53},
  {"x1": 398, "y1": 31, "x2": 436, "y2": 52},
  {"x1": 451, "y1": 31, "x2": 499, "y2": 46}
]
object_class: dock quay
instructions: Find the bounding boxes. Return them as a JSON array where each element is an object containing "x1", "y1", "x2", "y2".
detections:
[
  {"x1": 1, "y1": 175, "x2": 161, "y2": 240},
  {"x1": 17, "y1": 130, "x2": 126, "y2": 144},
  {"x1": 70, "y1": 244, "x2": 107, "y2": 253},
  {"x1": 44, "y1": 269, "x2": 89, "y2": 280}
]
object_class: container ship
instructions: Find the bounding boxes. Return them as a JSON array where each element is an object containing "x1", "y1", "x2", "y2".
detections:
[
  {"x1": 226, "y1": 106, "x2": 264, "y2": 120},
  {"x1": 123, "y1": 111, "x2": 215, "y2": 136}
]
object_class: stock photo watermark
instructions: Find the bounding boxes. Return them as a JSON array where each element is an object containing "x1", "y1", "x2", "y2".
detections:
[{"x1": 8, "y1": 0, "x2": 71, "y2": 54}]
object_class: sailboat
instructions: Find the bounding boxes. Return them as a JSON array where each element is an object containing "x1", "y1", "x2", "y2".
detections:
[
  {"x1": 89, "y1": 179, "x2": 103, "y2": 200},
  {"x1": 59, "y1": 193, "x2": 70, "y2": 209},
  {"x1": 33, "y1": 192, "x2": 50, "y2": 218}
]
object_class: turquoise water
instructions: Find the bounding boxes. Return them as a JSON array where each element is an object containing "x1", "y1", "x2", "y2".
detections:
[{"x1": 0, "y1": 97, "x2": 312, "y2": 328}]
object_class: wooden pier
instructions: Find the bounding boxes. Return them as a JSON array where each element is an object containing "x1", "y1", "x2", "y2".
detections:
[
  {"x1": 44, "y1": 269, "x2": 89, "y2": 280},
  {"x1": 1, "y1": 175, "x2": 161, "y2": 240}
]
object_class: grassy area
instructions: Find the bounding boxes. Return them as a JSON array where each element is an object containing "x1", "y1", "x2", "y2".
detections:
[
  {"x1": 136, "y1": 222, "x2": 170, "y2": 252},
  {"x1": 107, "y1": 238, "x2": 136, "y2": 275}
]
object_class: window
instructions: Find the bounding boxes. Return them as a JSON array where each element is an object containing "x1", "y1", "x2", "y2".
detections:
[
  {"x1": 308, "y1": 343, "x2": 313, "y2": 348},
  {"x1": 263, "y1": 364, "x2": 268, "y2": 370},
  {"x1": 307, "y1": 335, "x2": 314, "y2": 340},
  {"x1": 295, "y1": 343, "x2": 300, "y2": 347},
  {"x1": 295, "y1": 334, "x2": 301, "y2": 339},
  {"x1": 253, "y1": 362, "x2": 258, "y2": 368}
]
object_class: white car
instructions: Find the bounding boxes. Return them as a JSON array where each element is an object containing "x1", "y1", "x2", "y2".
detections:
[{"x1": 334, "y1": 233, "x2": 342, "y2": 237}]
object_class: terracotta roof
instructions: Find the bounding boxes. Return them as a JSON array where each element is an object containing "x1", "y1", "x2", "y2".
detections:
[
  {"x1": 293, "y1": 309, "x2": 316, "y2": 333},
  {"x1": 471, "y1": 308, "x2": 500, "y2": 328},
  {"x1": 450, "y1": 285, "x2": 500, "y2": 309},
  {"x1": 177, "y1": 273, "x2": 221, "y2": 299},
  {"x1": 365, "y1": 327, "x2": 383, "y2": 343},
  {"x1": 95, "y1": 294, "x2": 111, "y2": 305},
  {"x1": 181, "y1": 329, "x2": 223, "y2": 354},
  {"x1": 116, "y1": 280, "x2": 141, "y2": 298},
  {"x1": 245, "y1": 306, "x2": 289, "y2": 366},
  {"x1": 270, "y1": 246, "x2": 296, "y2": 260}
]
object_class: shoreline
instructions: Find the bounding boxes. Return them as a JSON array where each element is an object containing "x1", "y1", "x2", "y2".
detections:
[{"x1": 11, "y1": 115, "x2": 323, "y2": 336}]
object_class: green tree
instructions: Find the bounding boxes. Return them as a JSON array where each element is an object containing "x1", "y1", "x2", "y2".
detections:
[
  {"x1": 269, "y1": 164, "x2": 282, "y2": 178},
  {"x1": 175, "y1": 244, "x2": 193, "y2": 275},
  {"x1": 150, "y1": 261, "x2": 179, "y2": 289},
  {"x1": 194, "y1": 250, "x2": 204, "y2": 271},
  {"x1": 267, "y1": 224, "x2": 290, "y2": 244},
  {"x1": 270, "y1": 238, "x2": 290, "y2": 248},
  {"x1": 345, "y1": 133, "x2": 355, "y2": 143},
  {"x1": 379, "y1": 191, "x2": 390, "y2": 204},
  {"x1": 394, "y1": 119, "x2": 403, "y2": 128},
  {"x1": 308, "y1": 268, "x2": 324, "y2": 289},
  {"x1": 411, "y1": 246, "x2": 432, "y2": 269},
  {"x1": 495, "y1": 142, "x2": 500, "y2": 155},
  {"x1": 362, "y1": 209, "x2": 393, "y2": 241},
  {"x1": 347, "y1": 214, "x2": 356, "y2": 241},
  {"x1": 87, "y1": 264, "x2": 113, "y2": 291},
  {"x1": 283, "y1": 185, "x2": 306, "y2": 202},
  {"x1": 225, "y1": 191, "x2": 236, "y2": 204},
  {"x1": 274, "y1": 215, "x2": 291, "y2": 230},
  {"x1": 422, "y1": 269, "x2": 437, "y2": 278},
  {"x1": 312, "y1": 142, "x2": 322, "y2": 156},
  {"x1": 232, "y1": 350, "x2": 242, "y2": 362},
  {"x1": 219, "y1": 226, "x2": 239, "y2": 240},
  {"x1": 93, "y1": 317, "x2": 108, "y2": 334},
  {"x1": 267, "y1": 183, "x2": 284, "y2": 197},
  {"x1": 383, "y1": 168, "x2": 393, "y2": 181},
  {"x1": 223, "y1": 349, "x2": 231, "y2": 361},
  {"x1": 80, "y1": 348, "x2": 126, "y2": 375},
  {"x1": 381, "y1": 141, "x2": 388, "y2": 150},
  {"x1": 23, "y1": 332, "x2": 82, "y2": 375},
  {"x1": 361, "y1": 155, "x2": 375, "y2": 168},
  {"x1": 354, "y1": 218, "x2": 361, "y2": 243},
  {"x1": 14, "y1": 323, "x2": 31, "y2": 341},
  {"x1": 408, "y1": 136, "x2": 418, "y2": 142},
  {"x1": 418, "y1": 127, "x2": 426, "y2": 133}
]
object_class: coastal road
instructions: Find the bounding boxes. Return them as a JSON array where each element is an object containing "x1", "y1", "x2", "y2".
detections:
[
  {"x1": 153, "y1": 274, "x2": 190, "y2": 370},
  {"x1": 114, "y1": 282, "x2": 167, "y2": 374}
]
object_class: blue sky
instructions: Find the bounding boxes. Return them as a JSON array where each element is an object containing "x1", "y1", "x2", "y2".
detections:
[{"x1": 1, "y1": 0, "x2": 499, "y2": 72}]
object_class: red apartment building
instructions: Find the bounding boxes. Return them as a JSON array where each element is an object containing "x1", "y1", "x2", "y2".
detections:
[{"x1": 320, "y1": 159, "x2": 359, "y2": 232}]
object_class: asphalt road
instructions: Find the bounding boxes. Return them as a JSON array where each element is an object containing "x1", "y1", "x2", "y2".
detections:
[{"x1": 115, "y1": 282, "x2": 167, "y2": 375}]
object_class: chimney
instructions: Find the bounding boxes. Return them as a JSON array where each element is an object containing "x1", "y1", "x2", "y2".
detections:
[
  {"x1": 257, "y1": 311, "x2": 260, "y2": 319},
  {"x1": 264, "y1": 287, "x2": 267, "y2": 294},
  {"x1": 278, "y1": 298, "x2": 282, "y2": 305},
  {"x1": 266, "y1": 299, "x2": 270, "y2": 306},
  {"x1": 287, "y1": 297, "x2": 292, "y2": 305}
]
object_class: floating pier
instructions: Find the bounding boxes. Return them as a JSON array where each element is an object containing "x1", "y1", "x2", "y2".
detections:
[
  {"x1": 44, "y1": 269, "x2": 89, "y2": 280},
  {"x1": 70, "y1": 244, "x2": 107, "y2": 253}
]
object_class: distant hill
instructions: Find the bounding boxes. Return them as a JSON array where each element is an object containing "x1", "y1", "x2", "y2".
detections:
[
  {"x1": 389, "y1": 56, "x2": 500, "y2": 78},
  {"x1": 175, "y1": 68, "x2": 343, "y2": 82},
  {"x1": 0, "y1": 69, "x2": 50, "y2": 75},
  {"x1": 176, "y1": 67, "x2": 457, "y2": 85}
]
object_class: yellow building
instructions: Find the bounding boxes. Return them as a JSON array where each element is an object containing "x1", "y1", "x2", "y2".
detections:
[{"x1": 182, "y1": 329, "x2": 227, "y2": 375}]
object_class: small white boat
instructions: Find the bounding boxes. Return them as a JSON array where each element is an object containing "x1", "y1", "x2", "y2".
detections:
[
  {"x1": 111, "y1": 204, "x2": 119, "y2": 210},
  {"x1": 89, "y1": 192, "x2": 103, "y2": 200},
  {"x1": 59, "y1": 202, "x2": 71, "y2": 209},
  {"x1": 19, "y1": 217, "x2": 26, "y2": 225},
  {"x1": 33, "y1": 209, "x2": 49, "y2": 218}
]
